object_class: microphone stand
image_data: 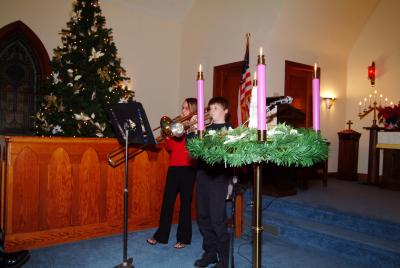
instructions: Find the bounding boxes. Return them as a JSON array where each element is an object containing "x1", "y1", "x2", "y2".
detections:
[
  {"x1": 228, "y1": 175, "x2": 238, "y2": 268},
  {"x1": 115, "y1": 122, "x2": 134, "y2": 268}
]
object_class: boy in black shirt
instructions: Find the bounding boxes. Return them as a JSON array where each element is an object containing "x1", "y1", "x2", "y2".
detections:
[{"x1": 194, "y1": 97, "x2": 232, "y2": 268}]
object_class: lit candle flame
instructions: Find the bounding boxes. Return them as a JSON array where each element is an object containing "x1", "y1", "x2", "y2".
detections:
[
  {"x1": 259, "y1": 47, "x2": 263, "y2": 56},
  {"x1": 314, "y1": 63, "x2": 317, "y2": 78},
  {"x1": 199, "y1": 64, "x2": 202, "y2": 72}
]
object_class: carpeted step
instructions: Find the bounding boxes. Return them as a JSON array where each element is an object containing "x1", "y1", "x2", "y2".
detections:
[
  {"x1": 242, "y1": 193, "x2": 400, "y2": 267},
  {"x1": 261, "y1": 197, "x2": 400, "y2": 243},
  {"x1": 263, "y1": 210, "x2": 400, "y2": 268}
]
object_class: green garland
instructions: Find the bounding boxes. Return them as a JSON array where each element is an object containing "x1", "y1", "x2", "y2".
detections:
[{"x1": 187, "y1": 124, "x2": 329, "y2": 167}]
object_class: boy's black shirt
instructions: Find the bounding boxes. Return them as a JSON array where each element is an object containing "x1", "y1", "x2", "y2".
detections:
[
  {"x1": 197, "y1": 122, "x2": 233, "y2": 175},
  {"x1": 207, "y1": 122, "x2": 231, "y2": 131}
]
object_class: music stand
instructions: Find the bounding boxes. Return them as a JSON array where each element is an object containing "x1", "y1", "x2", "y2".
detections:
[
  {"x1": 108, "y1": 102, "x2": 155, "y2": 268},
  {"x1": 228, "y1": 175, "x2": 238, "y2": 268}
]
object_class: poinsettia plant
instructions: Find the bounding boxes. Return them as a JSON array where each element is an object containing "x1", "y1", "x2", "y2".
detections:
[{"x1": 378, "y1": 104, "x2": 400, "y2": 129}]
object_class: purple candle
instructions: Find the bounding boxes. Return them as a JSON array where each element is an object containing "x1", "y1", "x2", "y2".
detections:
[
  {"x1": 312, "y1": 63, "x2": 320, "y2": 131},
  {"x1": 197, "y1": 64, "x2": 205, "y2": 131},
  {"x1": 257, "y1": 47, "x2": 266, "y2": 131}
]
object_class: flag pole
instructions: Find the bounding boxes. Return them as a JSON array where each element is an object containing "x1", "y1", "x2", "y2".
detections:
[{"x1": 237, "y1": 33, "x2": 251, "y2": 126}]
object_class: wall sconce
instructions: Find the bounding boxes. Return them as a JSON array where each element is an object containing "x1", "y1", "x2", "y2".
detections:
[{"x1": 322, "y1": 97, "x2": 336, "y2": 109}]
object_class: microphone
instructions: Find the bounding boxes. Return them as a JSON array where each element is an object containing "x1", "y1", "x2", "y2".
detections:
[{"x1": 266, "y1": 96, "x2": 293, "y2": 112}]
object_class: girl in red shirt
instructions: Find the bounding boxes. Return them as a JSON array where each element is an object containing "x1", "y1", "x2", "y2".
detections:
[{"x1": 147, "y1": 98, "x2": 197, "y2": 249}]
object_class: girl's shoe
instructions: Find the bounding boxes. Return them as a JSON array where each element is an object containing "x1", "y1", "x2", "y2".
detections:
[{"x1": 146, "y1": 237, "x2": 157, "y2": 245}]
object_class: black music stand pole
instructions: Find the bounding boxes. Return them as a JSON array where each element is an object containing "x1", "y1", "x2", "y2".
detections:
[
  {"x1": 109, "y1": 102, "x2": 155, "y2": 268},
  {"x1": 228, "y1": 175, "x2": 238, "y2": 268},
  {"x1": 115, "y1": 122, "x2": 134, "y2": 268}
]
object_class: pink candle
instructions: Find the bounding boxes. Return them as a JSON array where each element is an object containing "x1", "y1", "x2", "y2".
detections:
[
  {"x1": 312, "y1": 63, "x2": 320, "y2": 131},
  {"x1": 257, "y1": 47, "x2": 266, "y2": 131},
  {"x1": 197, "y1": 64, "x2": 205, "y2": 131}
]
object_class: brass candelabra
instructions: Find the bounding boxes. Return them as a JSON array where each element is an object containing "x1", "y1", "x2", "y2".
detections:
[
  {"x1": 358, "y1": 100, "x2": 380, "y2": 127},
  {"x1": 358, "y1": 88, "x2": 390, "y2": 127}
]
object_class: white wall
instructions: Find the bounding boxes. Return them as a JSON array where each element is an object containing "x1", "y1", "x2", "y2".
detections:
[
  {"x1": 179, "y1": 0, "x2": 377, "y2": 172},
  {"x1": 347, "y1": 0, "x2": 400, "y2": 174},
  {"x1": 2, "y1": 0, "x2": 391, "y2": 175},
  {"x1": 0, "y1": 0, "x2": 183, "y2": 129}
]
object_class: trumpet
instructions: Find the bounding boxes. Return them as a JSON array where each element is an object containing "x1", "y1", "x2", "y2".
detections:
[
  {"x1": 107, "y1": 110, "x2": 211, "y2": 167},
  {"x1": 156, "y1": 111, "x2": 211, "y2": 141}
]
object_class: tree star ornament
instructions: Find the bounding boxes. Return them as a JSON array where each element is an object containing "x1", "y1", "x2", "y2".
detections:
[
  {"x1": 97, "y1": 67, "x2": 110, "y2": 81},
  {"x1": 44, "y1": 94, "x2": 58, "y2": 107},
  {"x1": 74, "y1": 112, "x2": 91, "y2": 121},
  {"x1": 89, "y1": 47, "x2": 104, "y2": 61},
  {"x1": 52, "y1": 125, "x2": 63, "y2": 134},
  {"x1": 52, "y1": 72, "x2": 61, "y2": 84},
  {"x1": 54, "y1": 50, "x2": 63, "y2": 62}
]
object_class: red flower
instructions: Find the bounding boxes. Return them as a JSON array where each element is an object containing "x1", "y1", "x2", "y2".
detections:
[{"x1": 378, "y1": 104, "x2": 400, "y2": 128}]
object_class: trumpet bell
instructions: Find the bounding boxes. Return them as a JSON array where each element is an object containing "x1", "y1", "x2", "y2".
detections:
[
  {"x1": 160, "y1": 116, "x2": 185, "y2": 138},
  {"x1": 160, "y1": 116, "x2": 173, "y2": 136},
  {"x1": 170, "y1": 122, "x2": 185, "y2": 137}
]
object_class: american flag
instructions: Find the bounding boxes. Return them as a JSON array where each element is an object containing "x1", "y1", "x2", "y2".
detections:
[{"x1": 237, "y1": 34, "x2": 252, "y2": 126}]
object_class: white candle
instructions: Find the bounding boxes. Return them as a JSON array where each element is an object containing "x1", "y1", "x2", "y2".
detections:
[{"x1": 249, "y1": 71, "x2": 258, "y2": 129}]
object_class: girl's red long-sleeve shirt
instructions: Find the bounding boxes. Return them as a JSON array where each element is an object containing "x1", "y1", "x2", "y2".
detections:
[{"x1": 164, "y1": 135, "x2": 194, "y2": 167}]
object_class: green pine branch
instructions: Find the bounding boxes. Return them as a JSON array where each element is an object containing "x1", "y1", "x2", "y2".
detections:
[{"x1": 187, "y1": 124, "x2": 329, "y2": 168}]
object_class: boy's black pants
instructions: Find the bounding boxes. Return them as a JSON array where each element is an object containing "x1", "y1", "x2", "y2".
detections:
[{"x1": 196, "y1": 168, "x2": 230, "y2": 264}]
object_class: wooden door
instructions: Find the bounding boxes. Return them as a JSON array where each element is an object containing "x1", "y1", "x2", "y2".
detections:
[
  {"x1": 284, "y1": 60, "x2": 320, "y2": 128},
  {"x1": 213, "y1": 61, "x2": 244, "y2": 127}
]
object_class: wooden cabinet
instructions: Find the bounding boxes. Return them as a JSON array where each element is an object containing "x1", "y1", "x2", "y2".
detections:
[
  {"x1": 382, "y1": 149, "x2": 400, "y2": 190},
  {"x1": 337, "y1": 129, "x2": 361, "y2": 180},
  {"x1": 0, "y1": 136, "x2": 175, "y2": 251}
]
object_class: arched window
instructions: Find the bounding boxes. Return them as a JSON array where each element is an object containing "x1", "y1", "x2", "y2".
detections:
[{"x1": 0, "y1": 21, "x2": 50, "y2": 135}]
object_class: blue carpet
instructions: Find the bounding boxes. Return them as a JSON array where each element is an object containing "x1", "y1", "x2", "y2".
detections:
[
  {"x1": 25, "y1": 224, "x2": 369, "y2": 268},
  {"x1": 242, "y1": 191, "x2": 400, "y2": 268},
  {"x1": 24, "y1": 187, "x2": 385, "y2": 268}
]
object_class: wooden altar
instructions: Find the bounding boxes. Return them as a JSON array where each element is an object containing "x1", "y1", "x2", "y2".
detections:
[
  {"x1": 376, "y1": 131, "x2": 400, "y2": 190},
  {"x1": 0, "y1": 136, "x2": 177, "y2": 251}
]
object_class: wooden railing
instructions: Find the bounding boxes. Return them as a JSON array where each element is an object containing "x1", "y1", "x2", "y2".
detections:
[{"x1": 0, "y1": 135, "x2": 244, "y2": 252}]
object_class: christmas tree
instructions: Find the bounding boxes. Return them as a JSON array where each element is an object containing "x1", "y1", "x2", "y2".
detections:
[{"x1": 34, "y1": 0, "x2": 134, "y2": 137}]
